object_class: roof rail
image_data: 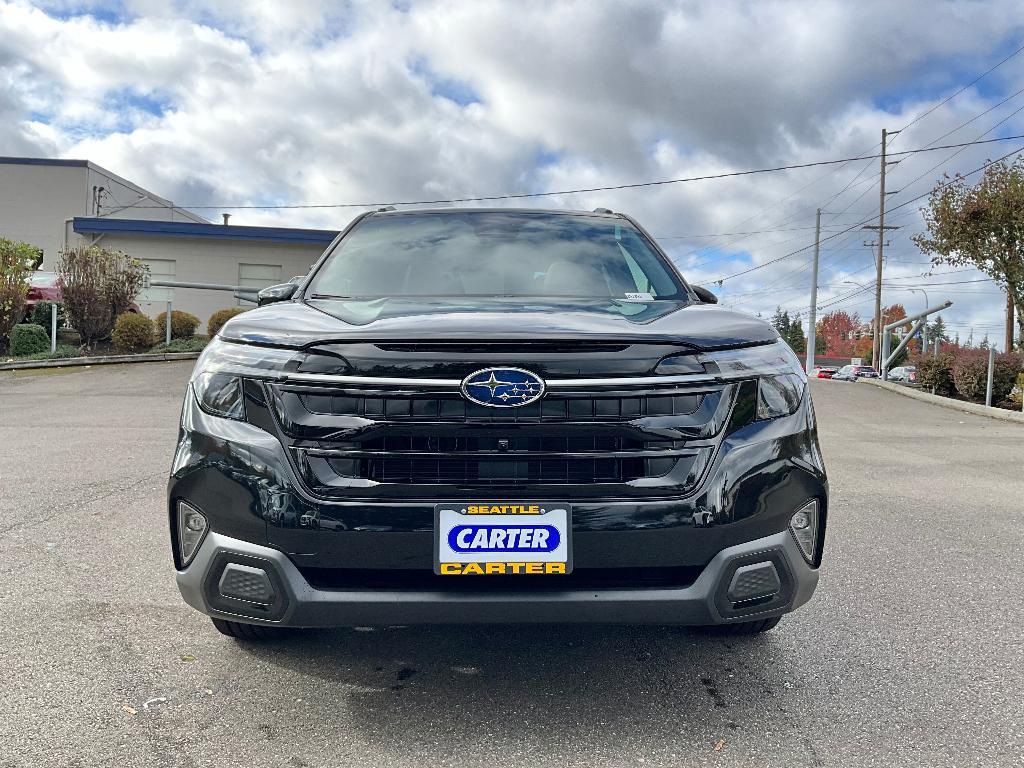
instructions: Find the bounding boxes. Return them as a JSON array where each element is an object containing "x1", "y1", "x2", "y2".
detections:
[
  {"x1": 592, "y1": 207, "x2": 614, "y2": 214},
  {"x1": 376, "y1": 206, "x2": 397, "y2": 212}
]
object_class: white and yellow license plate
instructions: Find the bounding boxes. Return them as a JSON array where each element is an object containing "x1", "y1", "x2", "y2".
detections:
[{"x1": 434, "y1": 503, "x2": 572, "y2": 576}]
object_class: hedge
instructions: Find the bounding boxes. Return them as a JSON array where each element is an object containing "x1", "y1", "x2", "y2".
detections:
[{"x1": 916, "y1": 350, "x2": 1024, "y2": 403}]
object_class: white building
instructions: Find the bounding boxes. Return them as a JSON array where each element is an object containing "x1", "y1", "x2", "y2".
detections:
[{"x1": 0, "y1": 157, "x2": 338, "y2": 326}]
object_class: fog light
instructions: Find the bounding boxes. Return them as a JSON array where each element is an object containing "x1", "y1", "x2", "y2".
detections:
[
  {"x1": 177, "y1": 501, "x2": 208, "y2": 567},
  {"x1": 789, "y1": 500, "x2": 819, "y2": 564}
]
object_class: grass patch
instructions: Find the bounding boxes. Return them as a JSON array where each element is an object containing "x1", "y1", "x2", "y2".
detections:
[
  {"x1": 150, "y1": 337, "x2": 209, "y2": 353},
  {"x1": 13, "y1": 344, "x2": 81, "y2": 361}
]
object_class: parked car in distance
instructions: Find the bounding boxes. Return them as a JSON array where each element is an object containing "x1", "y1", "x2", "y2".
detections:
[
  {"x1": 171, "y1": 207, "x2": 827, "y2": 640},
  {"x1": 24, "y1": 271, "x2": 60, "y2": 316},
  {"x1": 888, "y1": 365, "x2": 917, "y2": 384},
  {"x1": 812, "y1": 366, "x2": 838, "y2": 379},
  {"x1": 832, "y1": 364, "x2": 879, "y2": 382}
]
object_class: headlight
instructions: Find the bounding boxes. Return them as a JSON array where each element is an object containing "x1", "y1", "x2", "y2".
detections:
[
  {"x1": 190, "y1": 338, "x2": 302, "y2": 420},
  {"x1": 655, "y1": 340, "x2": 806, "y2": 420}
]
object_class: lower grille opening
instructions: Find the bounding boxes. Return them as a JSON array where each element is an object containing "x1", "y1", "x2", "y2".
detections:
[{"x1": 298, "y1": 566, "x2": 704, "y2": 591}]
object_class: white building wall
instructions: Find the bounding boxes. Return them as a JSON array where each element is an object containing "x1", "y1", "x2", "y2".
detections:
[
  {"x1": 0, "y1": 163, "x2": 88, "y2": 265},
  {"x1": 0, "y1": 159, "x2": 207, "y2": 269},
  {"x1": 85, "y1": 233, "x2": 326, "y2": 330}
]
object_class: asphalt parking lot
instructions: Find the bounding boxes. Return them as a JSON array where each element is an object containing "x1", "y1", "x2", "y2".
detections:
[{"x1": 1, "y1": 362, "x2": 1022, "y2": 767}]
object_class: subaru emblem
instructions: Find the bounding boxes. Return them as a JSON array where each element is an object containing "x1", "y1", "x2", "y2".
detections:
[{"x1": 461, "y1": 367, "x2": 546, "y2": 408}]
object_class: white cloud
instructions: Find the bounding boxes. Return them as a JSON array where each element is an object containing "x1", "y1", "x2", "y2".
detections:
[{"x1": 2, "y1": 0, "x2": 1023, "y2": 345}]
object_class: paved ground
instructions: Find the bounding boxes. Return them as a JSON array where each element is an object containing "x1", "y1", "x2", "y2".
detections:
[{"x1": 1, "y1": 363, "x2": 1022, "y2": 767}]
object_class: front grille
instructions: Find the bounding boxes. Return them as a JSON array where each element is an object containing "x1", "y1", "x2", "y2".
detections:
[
  {"x1": 265, "y1": 379, "x2": 728, "y2": 499},
  {"x1": 299, "y1": 565, "x2": 704, "y2": 591}
]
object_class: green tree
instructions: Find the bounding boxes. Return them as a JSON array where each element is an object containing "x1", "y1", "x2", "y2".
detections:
[
  {"x1": 913, "y1": 157, "x2": 1024, "y2": 349},
  {"x1": 770, "y1": 306, "x2": 791, "y2": 338},
  {"x1": 0, "y1": 237, "x2": 37, "y2": 349},
  {"x1": 786, "y1": 312, "x2": 807, "y2": 354}
]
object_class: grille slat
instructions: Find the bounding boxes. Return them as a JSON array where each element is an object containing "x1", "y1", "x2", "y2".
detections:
[{"x1": 298, "y1": 392, "x2": 702, "y2": 421}]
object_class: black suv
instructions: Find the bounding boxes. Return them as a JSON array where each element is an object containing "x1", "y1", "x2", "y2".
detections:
[{"x1": 169, "y1": 208, "x2": 826, "y2": 639}]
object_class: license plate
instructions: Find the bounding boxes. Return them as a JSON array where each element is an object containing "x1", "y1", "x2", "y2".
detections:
[{"x1": 434, "y1": 503, "x2": 572, "y2": 576}]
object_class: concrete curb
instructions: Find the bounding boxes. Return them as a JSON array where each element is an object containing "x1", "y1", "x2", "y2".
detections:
[
  {"x1": 0, "y1": 351, "x2": 200, "y2": 371},
  {"x1": 862, "y1": 377, "x2": 1024, "y2": 424}
]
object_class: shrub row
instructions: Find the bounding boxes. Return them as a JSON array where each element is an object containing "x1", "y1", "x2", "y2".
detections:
[
  {"x1": 913, "y1": 349, "x2": 1024, "y2": 404},
  {"x1": 112, "y1": 309, "x2": 203, "y2": 352}
]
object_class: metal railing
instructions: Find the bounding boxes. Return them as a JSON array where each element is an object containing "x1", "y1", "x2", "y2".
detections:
[{"x1": 147, "y1": 280, "x2": 259, "y2": 346}]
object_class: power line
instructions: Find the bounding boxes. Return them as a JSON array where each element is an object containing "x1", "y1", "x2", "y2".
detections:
[
  {"x1": 125, "y1": 134, "x2": 1024, "y2": 211},
  {"x1": 654, "y1": 224, "x2": 846, "y2": 240},
  {"x1": 711, "y1": 143, "x2": 1024, "y2": 284},
  {"x1": 888, "y1": 41, "x2": 1024, "y2": 144}
]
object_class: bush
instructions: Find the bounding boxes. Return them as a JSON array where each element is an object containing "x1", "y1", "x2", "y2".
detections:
[
  {"x1": 150, "y1": 336, "x2": 209, "y2": 353},
  {"x1": 993, "y1": 353, "x2": 1024, "y2": 403},
  {"x1": 951, "y1": 350, "x2": 1023, "y2": 402},
  {"x1": 29, "y1": 301, "x2": 65, "y2": 336},
  {"x1": 952, "y1": 352, "x2": 989, "y2": 400},
  {"x1": 207, "y1": 307, "x2": 247, "y2": 337},
  {"x1": 57, "y1": 246, "x2": 148, "y2": 346},
  {"x1": 9, "y1": 323, "x2": 50, "y2": 356},
  {"x1": 111, "y1": 312, "x2": 154, "y2": 352},
  {"x1": 155, "y1": 309, "x2": 200, "y2": 340},
  {"x1": 915, "y1": 352, "x2": 955, "y2": 396},
  {"x1": 1, "y1": 238, "x2": 36, "y2": 349}
]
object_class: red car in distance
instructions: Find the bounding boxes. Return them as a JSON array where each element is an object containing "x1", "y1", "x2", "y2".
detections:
[
  {"x1": 24, "y1": 272, "x2": 61, "y2": 317},
  {"x1": 811, "y1": 366, "x2": 838, "y2": 379}
]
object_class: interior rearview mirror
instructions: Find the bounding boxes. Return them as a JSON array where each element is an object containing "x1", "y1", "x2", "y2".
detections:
[
  {"x1": 257, "y1": 282, "x2": 298, "y2": 306},
  {"x1": 691, "y1": 285, "x2": 718, "y2": 304}
]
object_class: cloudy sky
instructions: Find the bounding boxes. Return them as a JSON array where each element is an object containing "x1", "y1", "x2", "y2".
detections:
[{"x1": 2, "y1": 0, "x2": 1024, "y2": 347}]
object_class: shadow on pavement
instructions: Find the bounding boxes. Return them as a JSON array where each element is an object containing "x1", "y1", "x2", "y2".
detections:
[{"x1": 230, "y1": 624, "x2": 791, "y2": 754}]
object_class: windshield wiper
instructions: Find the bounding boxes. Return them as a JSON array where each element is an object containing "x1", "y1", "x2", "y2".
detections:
[{"x1": 309, "y1": 293, "x2": 353, "y2": 299}]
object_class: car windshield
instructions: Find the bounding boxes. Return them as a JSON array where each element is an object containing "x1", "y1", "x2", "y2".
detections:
[
  {"x1": 307, "y1": 212, "x2": 687, "y2": 300},
  {"x1": 30, "y1": 271, "x2": 56, "y2": 286}
]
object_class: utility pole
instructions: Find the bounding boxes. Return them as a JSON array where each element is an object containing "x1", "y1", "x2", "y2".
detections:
[
  {"x1": 805, "y1": 208, "x2": 822, "y2": 374},
  {"x1": 874, "y1": 127, "x2": 888, "y2": 368},
  {"x1": 865, "y1": 128, "x2": 901, "y2": 367}
]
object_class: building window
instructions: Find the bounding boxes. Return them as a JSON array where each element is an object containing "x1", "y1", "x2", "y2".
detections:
[
  {"x1": 139, "y1": 259, "x2": 176, "y2": 302},
  {"x1": 238, "y1": 263, "x2": 282, "y2": 305}
]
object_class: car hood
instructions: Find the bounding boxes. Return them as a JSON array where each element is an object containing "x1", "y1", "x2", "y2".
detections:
[{"x1": 219, "y1": 297, "x2": 778, "y2": 351}]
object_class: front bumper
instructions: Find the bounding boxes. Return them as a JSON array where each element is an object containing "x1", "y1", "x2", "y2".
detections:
[{"x1": 176, "y1": 528, "x2": 818, "y2": 627}]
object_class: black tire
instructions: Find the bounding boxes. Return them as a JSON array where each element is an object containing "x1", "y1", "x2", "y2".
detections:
[
  {"x1": 210, "y1": 617, "x2": 287, "y2": 640},
  {"x1": 713, "y1": 616, "x2": 782, "y2": 635}
]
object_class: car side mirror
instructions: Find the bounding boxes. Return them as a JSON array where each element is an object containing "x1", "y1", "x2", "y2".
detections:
[
  {"x1": 691, "y1": 285, "x2": 718, "y2": 304},
  {"x1": 257, "y1": 282, "x2": 298, "y2": 306}
]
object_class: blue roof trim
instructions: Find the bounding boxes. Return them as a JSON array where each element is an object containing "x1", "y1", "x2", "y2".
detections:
[
  {"x1": 73, "y1": 217, "x2": 339, "y2": 244},
  {"x1": 1, "y1": 156, "x2": 89, "y2": 167}
]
